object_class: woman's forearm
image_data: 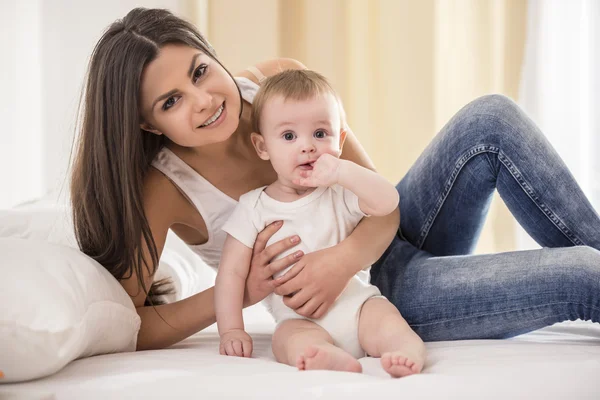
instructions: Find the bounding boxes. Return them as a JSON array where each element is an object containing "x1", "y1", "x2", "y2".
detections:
[
  {"x1": 135, "y1": 286, "x2": 217, "y2": 351},
  {"x1": 341, "y1": 206, "x2": 400, "y2": 275}
]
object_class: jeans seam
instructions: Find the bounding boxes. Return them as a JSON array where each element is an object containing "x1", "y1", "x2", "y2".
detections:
[
  {"x1": 417, "y1": 144, "x2": 500, "y2": 249},
  {"x1": 471, "y1": 113, "x2": 585, "y2": 246},
  {"x1": 497, "y1": 150, "x2": 584, "y2": 246},
  {"x1": 410, "y1": 301, "x2": 599, "y2": 327},
  {"x1": 417, "y1": 125, "x2": 585, "y2": 248}
]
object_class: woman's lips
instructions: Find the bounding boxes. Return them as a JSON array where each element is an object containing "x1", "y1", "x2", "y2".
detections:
[{"x1": 198, "y1": 101, "x2": 226, "y2": 129}]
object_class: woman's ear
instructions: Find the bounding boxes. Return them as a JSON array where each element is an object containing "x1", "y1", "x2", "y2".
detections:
[
  {"x1": 250, "y1": 132, "x2": 270, "y2": 160},
  {"x1": 140, "y1": 122, "x2": 163, "y2": 136}
]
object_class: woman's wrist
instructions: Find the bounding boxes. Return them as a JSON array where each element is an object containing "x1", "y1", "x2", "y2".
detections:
[
  {"x1": 135, "y1": 286, "x2": 218, "y2": 350},
  {"x1": 338, "y1": 208, "x2": 399, "y2": 275},
  {"x1": 334, "y1": 238, "x2": 366, "y2": 277}
]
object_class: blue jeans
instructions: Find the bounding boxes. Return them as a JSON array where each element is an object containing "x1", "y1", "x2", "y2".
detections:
[{"x1": 370, "y1": 94, "x2": 600, "y2": 341}]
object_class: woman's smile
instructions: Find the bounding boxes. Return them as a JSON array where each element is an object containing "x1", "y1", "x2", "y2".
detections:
[{"x1": 198, "y1": 101, "x2": 226, "y2": 129}]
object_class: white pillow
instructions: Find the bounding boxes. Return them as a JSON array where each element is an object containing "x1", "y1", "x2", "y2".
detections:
[
  {"x1": 0, "y1": 206, "x2": 216, "y2": 301},
  {"x1": 0, "y1": 238, "x2": 141, "y2": 383},
  {"x1": 0, "y1": 201, "x2": 216, "y2": 382},
  {"x1": 0, "y1": 206, "x2": 77, "y2": 248}
]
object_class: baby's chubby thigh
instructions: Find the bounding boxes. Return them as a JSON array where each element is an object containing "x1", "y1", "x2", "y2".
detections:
[
  {"x1": 268, "y1": 277, "x2": 381, "y2": 359},
  {"x1": 315, "y1": 278, "x2": 380, "y2": 358}
]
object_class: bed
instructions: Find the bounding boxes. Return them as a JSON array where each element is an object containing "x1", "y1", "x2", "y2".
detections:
[
  {"x1": 1, "y1": 202, "x2": 600, "y2": 399},
  {"x1": 3, "y1": 310, "x2": 600, "y2": 399}
]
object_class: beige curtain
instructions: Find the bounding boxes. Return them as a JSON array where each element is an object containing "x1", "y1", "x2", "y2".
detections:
[{"x1": 192, "y1": 0, "x2": 527, "y2": 254}]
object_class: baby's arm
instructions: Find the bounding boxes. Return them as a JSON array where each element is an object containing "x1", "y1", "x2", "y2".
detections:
[
  {"x1": 215, "y1": 234, "x2": 254, "y2": 357},
  {"x1": 295, "y1": 154, "x2": 398, "y2": 216},
  {"x1": 337, "y1": 159, "x2": 399, "y2": 216}
]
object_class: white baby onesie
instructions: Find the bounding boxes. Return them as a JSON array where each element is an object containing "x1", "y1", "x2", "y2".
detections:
[{"x1": 221, "y1": 184, "x2": 382, "y2": 358}]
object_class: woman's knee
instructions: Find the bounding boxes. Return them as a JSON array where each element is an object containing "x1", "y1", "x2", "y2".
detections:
[
  {"x1": 468, "y1": 94, "x2": 518, "y2": 115},
  {"x1": 567, "y1": 245, "x2": 600, "y2": 273},
  {"x1": 450, "y1": 93, "x2": 541, "y2": 147},
  {"x1": 552, "y1": 246, "x2": 600, "y2": 294},
  {"x1": 460, "y1": 94, "x2": 523, "y2": 125}
]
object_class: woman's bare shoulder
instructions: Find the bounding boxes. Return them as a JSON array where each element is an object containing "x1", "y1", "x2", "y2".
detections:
[
  {"x1": 236, "y1": 58, "x2": 307, "y2": 85},
  {"x1": 144, "y1": 166, "x2": 203, "y2": 229}
]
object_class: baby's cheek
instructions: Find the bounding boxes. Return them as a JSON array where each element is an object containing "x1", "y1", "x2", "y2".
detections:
[{"x1": 323, "y1": 148, "x2": 342, "y2": 158}]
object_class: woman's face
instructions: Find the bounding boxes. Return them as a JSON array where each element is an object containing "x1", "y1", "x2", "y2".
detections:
[{"x1": 140, "y1": 44, "x2": 241, "y2": 147}]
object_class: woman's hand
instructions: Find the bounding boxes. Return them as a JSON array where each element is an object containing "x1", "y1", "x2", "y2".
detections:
[
  {"x1": 219, "y1": 329, "x2": 253, "y2": 357},
  {"x1": 243, "y1": 221, "x2": 304, "y2": 307},
  {"x1": 272, "y1": 245, "x2": 356, "y2": 319}
]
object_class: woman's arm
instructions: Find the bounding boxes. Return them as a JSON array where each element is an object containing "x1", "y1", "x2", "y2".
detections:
[
  {"x1": 120, "y1": 168, "x2": 218, "y2": 350},
  {"x1": 135, "y1": 287, "x2": 217, "y2": 350},
  {"x1": 236, "y1": 58, "x2": 307, "y2": 85}
]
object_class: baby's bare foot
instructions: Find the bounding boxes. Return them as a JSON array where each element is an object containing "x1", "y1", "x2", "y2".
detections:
[
  {"x1": 296, "y1": 344, "x2": 362, "y2": 373},
  {"x1": 381, "y1": 351, "x2": 424, "y2": 378}
]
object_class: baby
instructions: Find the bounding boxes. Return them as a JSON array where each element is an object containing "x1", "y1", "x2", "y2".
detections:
[{"x1": 215, "y1": 69, "x2": 425, "y2": 377}]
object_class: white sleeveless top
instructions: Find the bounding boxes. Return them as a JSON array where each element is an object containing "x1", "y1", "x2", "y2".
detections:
[{"x1": 151, "y1": 76, "x2": 260, "y2": 270}]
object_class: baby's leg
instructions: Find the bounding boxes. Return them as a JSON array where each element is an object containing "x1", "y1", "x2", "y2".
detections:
[
  {"x1": 272, "y1": 319, "x2": 362, "y2": 373},
  {"x1": 358, "y1": 297, "x2": 426, "y2": 377}
]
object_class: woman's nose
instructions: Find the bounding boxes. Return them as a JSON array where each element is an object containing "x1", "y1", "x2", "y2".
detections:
[{"x1": 192, "y1": 90, "x2": 212, "y2": 113}]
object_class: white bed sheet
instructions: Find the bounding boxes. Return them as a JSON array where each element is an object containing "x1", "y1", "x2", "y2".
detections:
[{"x1": 2, "y1": 303, "x2": 600, "y2": 400}]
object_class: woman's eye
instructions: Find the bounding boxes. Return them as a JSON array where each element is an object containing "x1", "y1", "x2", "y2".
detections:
[
  {"x1": 162, "y1": 97, "x2": 178, "y2": 111},
  {"x1": 283, "y1": 132, "x2": 295, "y2": 141},
  {"x1": 314, "y1": 130, "x2": 327, "y2": 139},
  {"x1": 193, "y1": 64, "x2": 208, "y2": 83}
]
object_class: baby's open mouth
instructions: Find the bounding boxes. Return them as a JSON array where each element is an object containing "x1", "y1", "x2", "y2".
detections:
[{"x1": 298, "y1": 162, "x2": 315, "y2": 170}]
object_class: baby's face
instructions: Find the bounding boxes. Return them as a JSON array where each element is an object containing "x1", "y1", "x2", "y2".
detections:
[{"x1": 257, "y1": 93, "x2": 343, "y2": 184}]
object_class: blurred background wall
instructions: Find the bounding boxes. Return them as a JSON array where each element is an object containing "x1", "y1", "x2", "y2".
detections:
[{"x1": 1, "y1": 0, "x2": 598, "y2": 255}]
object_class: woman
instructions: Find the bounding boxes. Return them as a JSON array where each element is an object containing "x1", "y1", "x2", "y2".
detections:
[{"x1": 71, "y1": 7, "x2": 600, "y2": 351}]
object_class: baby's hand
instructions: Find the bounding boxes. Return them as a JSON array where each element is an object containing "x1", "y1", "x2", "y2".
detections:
[
  {"x1": 220, "y1": 329, "x2": 253, "y2": 358},
  {"x1": 293, "y1": 153, "x2": 341, "y2": 187}
]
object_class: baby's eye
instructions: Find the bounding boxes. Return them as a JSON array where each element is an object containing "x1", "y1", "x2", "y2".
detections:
[
  {"x1": 283, "y1": 132, "x2": 296, "y2": 141},
  {"x1": 314, "y1": 130, "x2": 327, "y2": 139}
]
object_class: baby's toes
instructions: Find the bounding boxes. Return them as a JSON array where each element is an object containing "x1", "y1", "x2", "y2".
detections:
[
  {"x1": 393, "y1": 354, "x2": 407, "y2": 365},
  {"x1": 296, "y1": 355, "x2": 306, "y2": 370},
  {"x1": 381, "y1": 352, "x2": 420, "y2": 378},
  {"x1": 381, "y1": 353, "x2": 393, "y2": 369},
  {"x1": 411, "y1": 362, "x2": 421, "y2": 373}
]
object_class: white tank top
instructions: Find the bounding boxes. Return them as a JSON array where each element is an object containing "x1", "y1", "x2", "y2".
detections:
[{"x1": 151, "y1": 76, "x2": 260, "y2": 270}]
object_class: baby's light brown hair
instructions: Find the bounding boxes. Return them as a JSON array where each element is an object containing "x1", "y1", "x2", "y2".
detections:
[{"x1": 251, "y1": 69, "x2": 346, "y2": 134}]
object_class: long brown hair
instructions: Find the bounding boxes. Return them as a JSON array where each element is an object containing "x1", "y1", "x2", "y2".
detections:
[{"x1": 70, "y1": 8, "x2": 230, "y2": 305}]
